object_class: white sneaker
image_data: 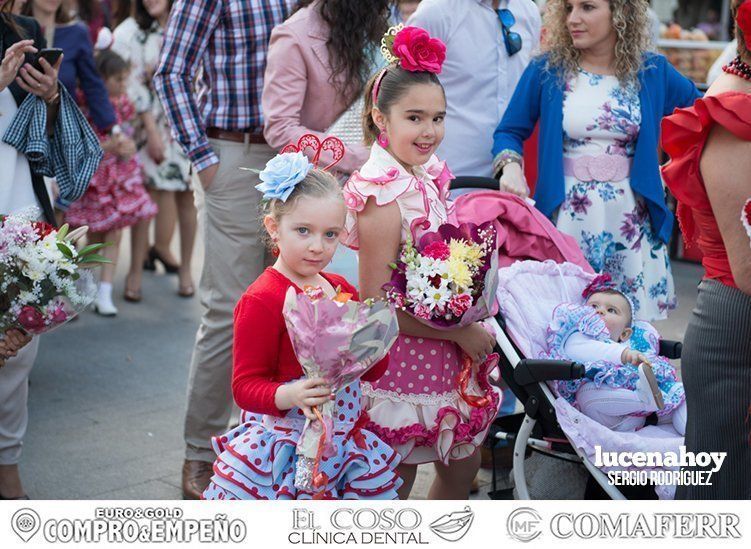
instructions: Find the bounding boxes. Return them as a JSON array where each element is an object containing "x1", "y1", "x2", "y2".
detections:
[
  {"x1": 94, "y1": 294, "x2": 118, "y2": 317},
  {"x1": 636, "y1": 363, "x2": 664, "y2": 412}
]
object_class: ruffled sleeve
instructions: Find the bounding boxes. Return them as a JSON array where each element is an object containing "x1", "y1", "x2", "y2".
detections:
[
  {"x1": 661, "y1": 92, "x2": 751, "y2": 246},
  {"x1": 341, "y1": 168, "x2": 414, "y2": 250},
  {"x1": 545, "y1": 303, "x2": 611, "y2": 359}
]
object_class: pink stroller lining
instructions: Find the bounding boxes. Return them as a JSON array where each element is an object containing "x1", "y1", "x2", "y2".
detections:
[{"x1": 495, "y1": 260, "x2": 683, "y2": 499}]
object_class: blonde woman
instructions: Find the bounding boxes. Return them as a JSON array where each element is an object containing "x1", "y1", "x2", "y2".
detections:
[{"x1": 491, "y1": 0, "x2": 700, "y2": 321}]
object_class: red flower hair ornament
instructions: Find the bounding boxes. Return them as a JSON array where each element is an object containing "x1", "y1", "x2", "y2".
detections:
[
  {"x1": 380, "y1": 24, "x2": 446, "y2": 74},
  {"x1": 738, "y1": 0, "x2": 751, "y2": 38}
]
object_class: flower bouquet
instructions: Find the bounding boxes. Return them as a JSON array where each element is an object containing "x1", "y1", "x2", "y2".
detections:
[
  {"x1": 383, "y1": 221, "x2": 499, "y2": 407},
  {"x1": 0, "y1": 210, "x2": 109, "y2": 344},
  {"x1": 743, "y1": 199, "x2": 751, "y2": 248},
  {"x1": 282, "y1": 286, "x2": 399, "y2": 495}
]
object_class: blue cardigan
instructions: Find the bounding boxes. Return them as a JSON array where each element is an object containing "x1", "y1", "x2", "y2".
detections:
[{"x1": 492, "y1": 53, "x2": 701, "y2": 244}]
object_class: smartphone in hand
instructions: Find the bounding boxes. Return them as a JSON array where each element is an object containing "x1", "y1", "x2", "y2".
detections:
[{"x1": 30, "y1": 48, "x2": 63, "y2": 72}]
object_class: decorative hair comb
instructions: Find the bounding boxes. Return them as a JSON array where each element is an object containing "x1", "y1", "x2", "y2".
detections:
[{"x1": 252, "y1": 134, "x2": 345, "y2": 202}]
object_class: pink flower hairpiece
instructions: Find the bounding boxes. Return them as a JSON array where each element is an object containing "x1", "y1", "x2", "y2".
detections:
[
  {"x1": 738, "y1": 0, "x2": 751, "y2": 38},
  {"x1": 582, "y1": 273, "x2": 615, "y2": 300},
  {"x1": 373, "y1": 25, "x2": 447, "y2": 105}
]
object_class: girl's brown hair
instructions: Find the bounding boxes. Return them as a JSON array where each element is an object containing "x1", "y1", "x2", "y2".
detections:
[{"x1": 361, "y1": 65, "x2": 444, "y2": 145}]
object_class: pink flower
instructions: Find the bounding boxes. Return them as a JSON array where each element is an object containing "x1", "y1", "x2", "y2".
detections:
[
  {"x1": 738, "y1": 2, "x2": 751, "y2": 39},
  {"x1": 423, "y1": 240, "x2": 450, "y2": 260},
  {"x1": 742, "y1": 198, "x2": 751, "y2": 245},
  {"x1": 48, "y1": 306, "x2": 68, "y2": 325},
  {"x1": 414, "y1": 303, "x2": 432, "y2": 320},
  {"x1": 392, "y1": 26, "x2": 446, "y2": 74},
  {"x1": 17, "y1": 306, "x2": 46, "y2": 332},
  {"x1": 448, "y1": 294, "x2": 472, "y2": 317},
  {"x1": 303, "y1": 286, "x2": 325, "y2": 301},
  {"x1": 389, "y1": 291, "x2": 407, "y2": 309}
]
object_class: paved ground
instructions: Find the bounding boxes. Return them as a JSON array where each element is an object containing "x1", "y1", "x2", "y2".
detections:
[{"x1": 20, "y1": 228, "x2": 703, "y2": 500}]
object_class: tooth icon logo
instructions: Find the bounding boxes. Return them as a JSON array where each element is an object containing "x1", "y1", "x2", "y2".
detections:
[
  {"x1": 11, "y1": 508, "x2": 41, "y2": 543},
  {"x1": 429, "y1": 506, "x2": 474, "y2": 542}
]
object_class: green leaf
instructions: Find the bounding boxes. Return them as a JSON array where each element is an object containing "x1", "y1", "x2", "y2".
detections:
[
  {"x1": 57, "y1": 242, "x2": 73, "y2": 258},
  {"x1": 77, "y1": 243, "x2": 107, "y2": 256},
  {"x1": 79, "y1": 254, "x2": 111, "y2": 265},
  {"x1": 56, "y1": 223, "x2": 69, "y2": 241},
  {"x1": 388, "y1": 263, "x2": 398, "y2": 270}
]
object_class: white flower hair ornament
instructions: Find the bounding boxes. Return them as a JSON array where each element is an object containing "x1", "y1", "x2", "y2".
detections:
[{"x1": 251, "y1": 134, "x2": 345, "y2": 202}]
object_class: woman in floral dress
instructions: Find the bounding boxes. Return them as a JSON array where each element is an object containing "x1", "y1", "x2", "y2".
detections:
[
  {"x1": 491, "y1": 0, "x2": 700, "y2": 320},
  {"x1": 113, "y1": 0, "x2": 196, "y2": 298}
]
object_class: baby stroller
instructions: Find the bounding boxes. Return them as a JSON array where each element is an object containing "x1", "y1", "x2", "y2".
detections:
[{"x1": 450, "y1": 177, "x2": 684, "y2": 500}]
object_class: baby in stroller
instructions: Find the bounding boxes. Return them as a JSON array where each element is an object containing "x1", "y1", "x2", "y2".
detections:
[{"x1": 545, "y1": 273, "x2": 687, "y2": 435}]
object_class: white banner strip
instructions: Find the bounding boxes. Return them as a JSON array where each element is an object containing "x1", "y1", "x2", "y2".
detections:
[{"x1": 1, "y1": 500, "x2": 748, "y2": 548}]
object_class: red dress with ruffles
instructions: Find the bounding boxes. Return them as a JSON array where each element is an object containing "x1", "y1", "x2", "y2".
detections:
[{"x1": 661, "y1": 92, "x2": 751, "y2": 289}]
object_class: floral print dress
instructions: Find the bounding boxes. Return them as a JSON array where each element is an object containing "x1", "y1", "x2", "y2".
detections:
[{"x1": 558, "y1": 69, "x2": 675, "y2": 320}]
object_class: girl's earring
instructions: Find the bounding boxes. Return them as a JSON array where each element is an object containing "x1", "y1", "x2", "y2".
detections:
[
  {"x1": 377, "y1": 130, "x2": 389, "y2": 148},
  {"x1": 272, "y1": 238, "x2": 280, "y2": 258}
]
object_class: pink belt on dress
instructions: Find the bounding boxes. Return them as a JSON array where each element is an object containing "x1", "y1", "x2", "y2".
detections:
[{"x1": 563, "y1": 154, "x2": 632, "y2": 183}]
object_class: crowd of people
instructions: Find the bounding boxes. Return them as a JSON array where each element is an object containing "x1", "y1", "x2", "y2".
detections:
[{"x1": 0, "y1": 0, "x2": 749, "y2": 501}]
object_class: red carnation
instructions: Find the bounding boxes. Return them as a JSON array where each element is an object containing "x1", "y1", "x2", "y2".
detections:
[
  {"x1": 17, "y1": 306, "x2": 46, "y2": 332},
  {"x1": 392, "y1": 26, "x2": 446, "y2": 74},
  {"x1": 738, "y1": 1, "x2": 751, "y2": 38},
  {"x1": 448, "y1": 294, "x2": 472, "y2": 317},
  {"x1": 423, "y1": 240, "x2": 450, "y2": 260},
  {"x1": 31, "y1": 221, "x2": 55, "y2": 239}
]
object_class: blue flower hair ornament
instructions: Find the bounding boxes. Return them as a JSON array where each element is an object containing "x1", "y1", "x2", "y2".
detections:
[
  {"x1": 255, "y1": 151, "x2": 313, "y2": 202},
  {"x1": 251, "y1": 134, "x2": 346, "y2": 202}
]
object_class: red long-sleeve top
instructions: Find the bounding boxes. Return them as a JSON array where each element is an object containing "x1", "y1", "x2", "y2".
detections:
[{"x1": 232, "y1": 267, "x2": 389, "y2": 416}]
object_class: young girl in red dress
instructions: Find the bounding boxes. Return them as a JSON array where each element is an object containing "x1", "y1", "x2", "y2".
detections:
[
  {"x1": 202, "y1": 148, "x2": 401, "y2": 500},
  {"x1": 65, "y1": 49, "x2": 157, "y2": 316}
]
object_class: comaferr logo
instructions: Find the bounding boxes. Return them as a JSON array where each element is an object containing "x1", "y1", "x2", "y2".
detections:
[
  {"x1": 429, "y1": 506, "x2": 475, "y2": 542},
  {"x1": 507, "y1": 507, "x2": 543, "y2": 542}
]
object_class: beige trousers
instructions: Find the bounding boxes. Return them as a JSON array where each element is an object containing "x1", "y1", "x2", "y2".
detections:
[
  {"x1": 0, "y1": 337, "x2": 40, "y2": 464},
  {"x1": 184, "y1": 139, "x2": 274, "y2": 462}
]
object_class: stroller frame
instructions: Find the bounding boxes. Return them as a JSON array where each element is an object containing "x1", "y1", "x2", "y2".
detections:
[{"x1": 450, "y1": 176, "x2": 683, "y2": 500}]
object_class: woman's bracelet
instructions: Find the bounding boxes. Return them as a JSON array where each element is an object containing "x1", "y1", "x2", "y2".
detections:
[{"x1": 493, "y1": 149, "x2": 523, "y2": 179}]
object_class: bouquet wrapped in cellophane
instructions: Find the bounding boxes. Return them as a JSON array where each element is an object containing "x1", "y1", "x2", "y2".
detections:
[
  {"x1": 0, "y1": 209, "x2": 108, "y2": 345},
  {"x1": 383, "y1": 221, "x2": 499, "y2": 407},
  {"x1": 282, "y1": 286, "x2": 399, "y2": 495}
]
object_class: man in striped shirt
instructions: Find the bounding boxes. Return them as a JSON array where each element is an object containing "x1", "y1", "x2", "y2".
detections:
[{"x1": 153, "y1": 0, "x2": 295, "y2": 500}]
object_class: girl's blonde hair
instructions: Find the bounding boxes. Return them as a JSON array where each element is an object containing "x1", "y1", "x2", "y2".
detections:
[
  {"x1": 542, "y1": 0, "x2": 653, "y2": 84},
  {"x1": 261, "y1": 169, "x2": 344, "y2": 248}
]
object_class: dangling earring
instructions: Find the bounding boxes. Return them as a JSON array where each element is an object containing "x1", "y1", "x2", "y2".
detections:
[
  {"x1": 377, "y1": 130, "x2": 389, "y2": 148},
  {"x1": 272, "y1": 238, "x2": 280, "y2": 257}
]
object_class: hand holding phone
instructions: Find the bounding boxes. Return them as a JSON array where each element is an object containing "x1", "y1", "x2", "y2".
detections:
[{"x1": 31, "y1": 48, "x2": 63, "y2": 72}]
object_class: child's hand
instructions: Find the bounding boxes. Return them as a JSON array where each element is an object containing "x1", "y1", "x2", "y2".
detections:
[
  {"x1": 275, "y1": 378, "x2": 333, "y2": 420},
  {"x1": 146, "y1": 130, "x2": 165, "y2": 164},
  {"x1": 449, "y1": 323, "x2": 496, "y2": 365},
  {"x1": 0, "y1": 329, "x2": 32, "y2": 362},
  {"x1": 621, "y1": 348, "x2": 649, "y2": 365},
  {"x1": 115, "y1": 136, "x2": 137, "y2": 160}
]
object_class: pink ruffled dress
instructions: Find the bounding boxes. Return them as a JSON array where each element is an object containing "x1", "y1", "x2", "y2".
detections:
[{"x1": 342, "y1": 144, "x2": 500, "y2": 465}]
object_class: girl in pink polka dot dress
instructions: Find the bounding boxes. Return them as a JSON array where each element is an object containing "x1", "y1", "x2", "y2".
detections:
[{"x1": 341, "y1": 26, "x2": 500, "y2": 499}]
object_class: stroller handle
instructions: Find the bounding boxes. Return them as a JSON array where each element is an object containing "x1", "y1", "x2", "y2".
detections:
[{"x1": 450, "y1": 176, "x2": 499, "y2": 191}]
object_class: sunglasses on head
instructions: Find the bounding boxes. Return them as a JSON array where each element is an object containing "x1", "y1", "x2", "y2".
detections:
[{"x1": 496, "y1": 8, "x2": 523, "y2": 57}]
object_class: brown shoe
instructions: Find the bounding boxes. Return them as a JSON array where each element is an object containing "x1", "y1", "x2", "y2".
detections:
[{"x1": 182, "y1": 460, "x2": 213, "y2": 500}]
